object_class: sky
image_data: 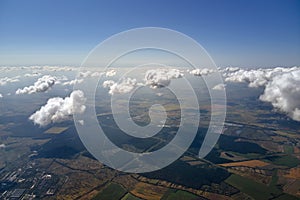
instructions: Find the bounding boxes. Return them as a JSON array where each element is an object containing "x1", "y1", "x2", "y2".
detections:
[{"x1": 0, "y1": 0, "x2": 299, "y2": 67}]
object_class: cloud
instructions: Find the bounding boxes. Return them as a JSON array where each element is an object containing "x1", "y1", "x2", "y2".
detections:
[
  {"x1": 29, "y1": 90, "x2": 86, "y2": 126},
  {"x1": 16, "y1": 75, "x2": 56, "y2": 94},
  {"x1": 77, "y1": 120, "x2": 84, "y2": 125},
  {"x1": 62, "y1": 79, "x2": 84, "y2": 86},
  {"x1": 79, "y1": 71, "x2": 104, "y2": 78},
  {"x1": 212, "y1": 83, "x2": 226, "y2": 91},
  {"x1": 145, "y1": 68, "x2": 183, "y2": 88},
  {"x1": 106, "y1": 69, "x2": 116, "y2": 77},
  {"x1": 223, "y1": 66, "x2": 300, "y2": 121},
  {"x1": 0, "y1": 93, "x2": 3, "y2": 98},
  {"x1": 259, "y1": 69, "x2": 300, "y2": 121},
  {"x1": 223, "y1": 67, "x2": 299, "y2": 88},
  {"x1": 0, "y1": 76, "x2": 20, "y2": 86},
  {"x1": 103, "y1": 78, "x2": 138, "y2": 95},
  {"x1": 24, "y1": 72, "x2": 42, "y2": 77},
  {"x1": 189, "y1": 68, "x2": 215, "y2": 76}
]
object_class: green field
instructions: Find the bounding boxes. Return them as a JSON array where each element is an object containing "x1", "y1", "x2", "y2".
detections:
[
  {"x1": 273, "y1": 194, "x2": 300, "y2": 200},
  {"x1": 162, "y1": 189, "x2": 199, "y2": 200},
  {"x1": 92, "y1": 182, "x2": 127, "y2": 200},
  {"x1": 121, "y1": 193, "x2": 142, "y2": 200},
  {"x1": 225, "y1": 174, "x2": 281, "y2": 199},
  {"x1": 283, "y1": 145, "x2": 294, "y2": 154},
  {"x1": 268, "y1": 155, "x2": 300, "y2": 168}
]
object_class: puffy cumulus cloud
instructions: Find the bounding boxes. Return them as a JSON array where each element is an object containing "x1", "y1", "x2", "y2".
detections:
[
  {"x1": 259, "y1": 69, "x2": 300, "y2": 121},
  {"x1": 106, "y1": 69, "x2": 116, "y2": 77},
  {"x1": 0, "y1": 76, "x2": 20, "y2": 86},
  {"x1": 16, "y1": 75, "x2": 56, "y2": 94},
  {"x1": 212, "y1": 83, "x2": 226, "y2": 91},
  {"x1": 102, "y1": 80, "x2": 115, "y2": 88},
  {"x1": 224, "y1": 67, "x2": 300, "y2": 88},
  {"x1": 62, "y1": 79, "x2": 84, "y2": 86},
  {"x1": 145, "y1": 68, "x2": 183, "y2": 88},
  {"x1": 29, "y1": 90, "x2": 86, "y2": 126},
  {"x1": 189, "y1": 68, "x2": 215, "y2": 76},
  {"x1": 0, "y1": 93, "x2": 3, "y2": 98},
  {"x1": 103, "y1": 78, "x2": 138, "y2": 95}
]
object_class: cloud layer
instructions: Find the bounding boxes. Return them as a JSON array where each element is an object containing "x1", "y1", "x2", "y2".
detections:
[{"x1": 29, "y1": 90, "x2": 86, "y2": 126}]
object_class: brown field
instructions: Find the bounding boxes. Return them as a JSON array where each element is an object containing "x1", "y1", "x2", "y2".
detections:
[
  {"x1": 219, "y1": 160, "x2": 269, "y2": 168},
  {"x1": 256, "y1": 141, "x2": 282, "y2": 152},
  {"x1": 220, "y1": 152, "x2": 245, "y2": 161},
  {"x1": 44, "y1": 126, "x2": 68, "y2": 134},
  {"x1": 284, "y1": 167, "x2": 300, "y2": 179},
  {"x1": 294, "y1": 147, "x2": 300, "y2": 154},
  {"x1": 130, "y1": 182, "x2": 168, "y2": 200}
]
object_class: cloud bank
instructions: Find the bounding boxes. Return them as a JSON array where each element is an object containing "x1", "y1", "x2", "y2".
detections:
[
  {"x1": 223, "y1": 67, "x2": 299, "y2": 88},
  {"x1": 29, "y1": 90, "x2": 86, "y2": 126}
]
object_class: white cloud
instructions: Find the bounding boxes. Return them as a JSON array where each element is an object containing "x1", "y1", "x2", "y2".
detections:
[
  {"x1": 16, "y1": 75, "x2": 56, "y2": 94},
  {"x1": 79, "y1": 71, "x2": 104, "y2": 78},
  {"x1": 106, "y1": 69, "x2": 116, "y2": 77},
  {"x1": 0, "y1": 76, "x2": 20, "y2": 86},
  {"x1": 189, "y1": 68, "x2": 215, "y2": 76},
  {"x1": 259, "y1": 69, "x2": 300, "y2": 121},
  {"x1": 145, "y1": 68, "x2": 183, "y2": 88},
  {"x1": 78, "y1": 120, "x2": 84, "y2": 125},
  {"x1": 24, "y1": 72, "x2": 42, "y2": 77},
  {"x1": 103, "y1": 80, "x2": 115, "y2": 88},
  {"x1": 212, "y1": 83, "x2": 226, "y2": 91},
  {"x1": 62, "y1": 79, "x2": 84, "y2": 86},
  {"x1": 29, "y1": 90, "x2": 86, "y2": 126},
  {"x1": 223, "y1": 66, "x2": 300, "y2": 121},
  {"x1": 103, "y1": 78, "x2": 138, "y2": 95},
  {"x1": 223, "y1": 67, "x2": 299, "y2": 88},
  {"x1": 0, "y1": 93, "x2": 3, "y2": 98}
]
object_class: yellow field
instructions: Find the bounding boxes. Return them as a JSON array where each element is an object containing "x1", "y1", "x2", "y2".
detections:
[
  {"x1": 130, "y1": 182, "x2": 168, "y2": 200},
  {"x1": 219, "y1": 160, "x2": 269, "y2": 168},
  {"x1": 187, "y1": 160, "x2": 204, "y2": 166},
  {"x1": 284, "y1": 167, "x2": 300, "y2": 179},
  {"x1": 180, "y1": 156, "x2": 196, "y2": 161},
  {"x1": 44, "y1": 126, "x2": 68, "y2": 134}
]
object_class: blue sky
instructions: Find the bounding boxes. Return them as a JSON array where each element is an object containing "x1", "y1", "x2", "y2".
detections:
[{"x1": 0, "y1": 0, "x2": 299, "y2": 67}]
